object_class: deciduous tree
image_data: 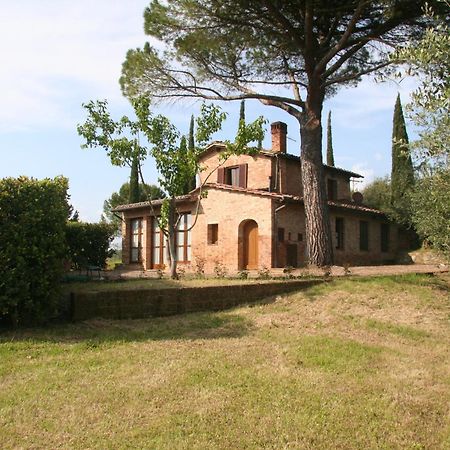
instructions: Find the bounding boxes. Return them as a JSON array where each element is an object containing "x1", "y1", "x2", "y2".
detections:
[
  {"x1": 78, "y1": 98, "x2": 264, "y2": 278},
  {"x1": 120, "y1": 0, "x2": 441, "y2": 266}
]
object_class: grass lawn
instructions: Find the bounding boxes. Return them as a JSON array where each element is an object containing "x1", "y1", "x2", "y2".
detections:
[{"x1": 1, "y1": 274, "x2": 449, "y2": 449}]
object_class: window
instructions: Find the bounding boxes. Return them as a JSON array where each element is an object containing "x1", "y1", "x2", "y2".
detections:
[
  {"x1": 130, "y1": 218, "x2": 143, "y2": 263},
  {"x1": 151, "y1": 217, "x2": 168, "y2": 267},
  {"x1": 176, "y1": 213, "x2": 192, "y2": 262},
  {"x1": 335, "y1": 218, "x2": 344, "y2": 250},
  {"x1": 359, "y1": 221, "x2": 369, "y2": 251},
  {"x1": 298, "y1": 233, "x2": 303, "y2": 242},
  {"x1": 278, "y1": 227, "x2": 285, "y2": 242},
  {"x1": 217, "y1": 164, "x2": 248, "y2": 188},
  {"x1": 327, "y1": 179, "x2": 338, "y2": 200},
  {"x1": 381, "y1": 223, "x2": 390, "y2": 252},
  {"x1": 208, "y1": 224, "x2": 218, "y2": 245}
]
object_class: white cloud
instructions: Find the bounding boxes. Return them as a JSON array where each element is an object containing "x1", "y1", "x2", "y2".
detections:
[
  {"x1": 351, "y1": 163, "x2": 376, "y2": 189},
  {"x1": 329, "y1": 77, "x2": 418, "y2": 130},
  {"x1": 0, "y1": 0, "x2": 151, "y2": 131}
]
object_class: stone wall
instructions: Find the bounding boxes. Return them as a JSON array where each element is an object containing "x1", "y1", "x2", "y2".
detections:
[{"x1": 70, "y1": 279, "x2": 324, "y2": 321}]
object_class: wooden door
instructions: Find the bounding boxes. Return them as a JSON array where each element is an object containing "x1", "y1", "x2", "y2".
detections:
[{"x1": 244, "y1": 221, "x2": 258, "y2": 269}]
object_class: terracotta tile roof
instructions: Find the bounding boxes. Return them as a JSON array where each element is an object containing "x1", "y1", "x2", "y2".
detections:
[
  {"x1": 205, "y1": 184, "x2": 385, "y2": 215},
  {"x1": 112, "y1": 194, "x2": 196, "y2": 212},
  {"x1": 201, "y1": 143, "x2": 363, "y2": 178},
  {"x1": 112, "y1": 183, "x2": 385, "y2": 217}
]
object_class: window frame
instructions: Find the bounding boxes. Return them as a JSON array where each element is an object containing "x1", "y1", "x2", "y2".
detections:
[
  {"x1": 335, "y1": 217, "x2": 345, "y2": 250},
  {"x1": 130, "y1": 218, "x2": 143, "y2": 263},
  {"x1": 380, "y1": 223, "x2": 390, "y2": 253},
  {"x1": 207, "y1": 223, "x2": 219, "y2": 245},
  {"x1": 359, "y1": 220, "x2": 369, "y2": 251}
]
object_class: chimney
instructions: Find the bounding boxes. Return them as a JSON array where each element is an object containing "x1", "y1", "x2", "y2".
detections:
[{"x1": 271, "y1": 122, "x2": 287, "y2": 153}]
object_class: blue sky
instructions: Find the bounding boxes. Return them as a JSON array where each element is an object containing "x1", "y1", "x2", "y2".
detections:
[{"x1": 0, "y1": 0, "x2": 418, "y2": 222}]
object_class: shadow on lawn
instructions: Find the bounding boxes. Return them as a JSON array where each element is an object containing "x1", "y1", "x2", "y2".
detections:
[{"x1": 0, "y1": 311, "x2": 255, "y2": 345}]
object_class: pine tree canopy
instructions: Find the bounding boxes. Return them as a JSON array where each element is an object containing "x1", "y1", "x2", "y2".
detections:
[{"x1": 119, "y1": 0, "x2": 444, "y2": 266}]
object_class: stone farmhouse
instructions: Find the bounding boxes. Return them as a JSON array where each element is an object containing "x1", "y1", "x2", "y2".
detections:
[{"x1": 114, "y1": 122, "x2": 400, "y2": 273}]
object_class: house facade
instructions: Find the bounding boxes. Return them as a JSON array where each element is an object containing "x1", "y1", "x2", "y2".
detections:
[{"x1": 114, "y1": 122, "x2": 401, "y2": 273}]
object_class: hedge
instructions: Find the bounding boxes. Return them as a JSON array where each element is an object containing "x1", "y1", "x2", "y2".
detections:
[
  {"x1": 66, "y1": 222, "x2": 116, "y2": 270},
  {"x1": 0, "y1": 176, "x2": 69, "y2": 326}
]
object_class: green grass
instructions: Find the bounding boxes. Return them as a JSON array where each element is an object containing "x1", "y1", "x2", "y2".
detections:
[{"x1": 1, "y1": 274, "x2": 449, "y2": 449}]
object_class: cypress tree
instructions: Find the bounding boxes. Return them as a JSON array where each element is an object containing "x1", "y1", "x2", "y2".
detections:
[
  {"x1": 391, "y1": 94, "x2": 415, "y2": 225},
  {"x1": 326, "y1": 111, "x2": 335, "y2": 166},
  {"x1": 188, "y1": 114, "x2": 195, "y2": 151},
  {"x1": 182, "y1": 116, "x2": 196, "y2": 194},
  {"x1": 129, "y1": 155, "x2": 140, "y2": 203},
  {"x1": 239, "y1": 100, "x2": 245, "y2": 130}
]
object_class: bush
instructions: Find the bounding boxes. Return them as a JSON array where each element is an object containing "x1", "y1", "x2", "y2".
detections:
[
  {"x1": 0, "y1": 176, "x2": 69, "y2": 326},
  {"x1": 66, "y1": 222, "x2": 116, "y2": 270}
]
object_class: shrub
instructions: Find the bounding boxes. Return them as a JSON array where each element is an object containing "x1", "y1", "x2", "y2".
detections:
[
  {"x1": 66, "y1": 222, "x2": 116, "y2": 270},
  {"x1": 0, "y1": 176, "x2": 69, "y2": 326}
]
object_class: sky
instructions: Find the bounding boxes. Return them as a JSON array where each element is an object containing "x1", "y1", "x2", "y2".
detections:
[{"x1": 0, "y1": 0, "x2": 419, "y2": 222}]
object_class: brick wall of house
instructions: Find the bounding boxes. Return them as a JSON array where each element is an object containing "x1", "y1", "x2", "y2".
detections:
[
  {"x1": 199, "y1": 147, "x2": 273, "y2": 191},
  {"x1": 329, "y1": 210, "x2": 398, "y2": 265},
  {"x1": 191, "y1": 188, "x2": 273, "y2": 273}
]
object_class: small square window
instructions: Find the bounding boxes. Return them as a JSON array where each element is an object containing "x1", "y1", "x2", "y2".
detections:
[{"x1": 207, "y1": 224, "x2": 218, "y2": 245}]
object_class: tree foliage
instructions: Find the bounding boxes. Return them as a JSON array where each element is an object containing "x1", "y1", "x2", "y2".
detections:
[
  {"x1": 103, "y1": 181, "x2": 165, "y2": 231},
  {"x1": 66, "y1": 222, "x2": 117, "y2": 270},
  {"x1": 361, "y1": 176, "x2": 392, "y2": 213},
  {"x1": 0, "y1": 176, "x2": 69, "y2": 326},
  {"x1": 394, "y1": 3, "x2": 450, "y2": 257},
  {"x1": 129, "y1": 155, "x2": 140, "y2": 203},
  {"x1": 120, "y1": 0, "x2": 440, "y2": 266},
  {"x1": 390, "y1": 94, "x2": 414, "y2": 226}
]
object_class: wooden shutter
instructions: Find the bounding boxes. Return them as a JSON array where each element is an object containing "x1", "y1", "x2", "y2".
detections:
[
  {"x1": 238, "y1": 164, "x2": 248, "y2": 188},
  {"x1": 217, "y1": 167, "x2": 225, "y2": 184}
]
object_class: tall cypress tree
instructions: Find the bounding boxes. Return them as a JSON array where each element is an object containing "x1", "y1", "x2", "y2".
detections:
[
  {"x1": 391, "y1": 94, "x2": 415, "y2": 225},
  {"x1": 129, "y1": 154, "x2": 140, "y2": 203},
  {"x1": 182, "y1": 115, "x2": 196, "y2": 194},
  {"x1": 326, "y1": 111, "x2": 335, "y2": 166},
  {"x1": 239, "y1": 100, "x2": 245, "y2": 130}
]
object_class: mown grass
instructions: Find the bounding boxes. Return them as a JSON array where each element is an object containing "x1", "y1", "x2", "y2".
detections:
[{"x1": 1, "y1": 274, "x2": 449, "y2": 449}]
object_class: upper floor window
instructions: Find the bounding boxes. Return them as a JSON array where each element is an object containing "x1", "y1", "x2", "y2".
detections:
[
  {"x1": 217, "y1": 164, "x2": 248, "y2": 188},
  {"x1": 327, "y1": 179, "x2": 338, "y2": 200}
]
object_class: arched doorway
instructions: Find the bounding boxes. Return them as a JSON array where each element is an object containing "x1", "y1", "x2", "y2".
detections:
[{"x1": 239, "y1": 220, "x2": 258, "y2": 270}]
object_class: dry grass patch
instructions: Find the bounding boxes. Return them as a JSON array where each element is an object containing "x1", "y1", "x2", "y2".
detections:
[{"x1": 1, "y1": 274, "x2": 449, "y2": 449}]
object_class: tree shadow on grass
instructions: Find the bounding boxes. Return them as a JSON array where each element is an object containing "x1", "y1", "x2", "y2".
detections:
[{"x1": 0, "y1": 311, "x2": 254, "y2": 345}]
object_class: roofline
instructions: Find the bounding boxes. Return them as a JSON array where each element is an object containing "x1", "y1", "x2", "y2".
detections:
[
  {"x1": 112, "y1": 193, "x2": 197, "y2": 212},
  {"x1": 200, "y1": 143, "x2": 363, "y2": 178}
]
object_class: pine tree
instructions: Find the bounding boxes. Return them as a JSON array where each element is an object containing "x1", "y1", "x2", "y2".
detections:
[
  {"x1": 326, "y1": 111, "x2": 335, "y2": 166},
  {"x1": 391, "y1": 94, "x2": 415, "y2": 226},
  {"x1": 129, "y1": 155, "x2": 140, "y2": 203}
]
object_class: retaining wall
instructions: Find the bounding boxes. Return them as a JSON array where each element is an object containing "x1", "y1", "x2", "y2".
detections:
[{"x1": 70, "y1": 279, "x2": 323, "y2": 321}]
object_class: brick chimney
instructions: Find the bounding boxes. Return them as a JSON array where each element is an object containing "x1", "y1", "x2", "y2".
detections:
[{"x1": 271, "y1": 121, "x2": 287, "y2": 153}]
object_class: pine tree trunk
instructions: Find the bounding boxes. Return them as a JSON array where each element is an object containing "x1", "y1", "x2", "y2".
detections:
[
  {"x1": 167, "y1": 198, "x2": 178, "y2": 279},
  {"x1": 299, "y1": 99, "x2": 333, "y2": 267}
]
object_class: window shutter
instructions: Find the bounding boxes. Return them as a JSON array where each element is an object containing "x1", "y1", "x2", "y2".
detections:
[
  {"x1": 238, "y1": 164, "x2": 248, "y2": 188},
  {"x1": 217, "y1": 167, "x2": 225, "y2": 184}
]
